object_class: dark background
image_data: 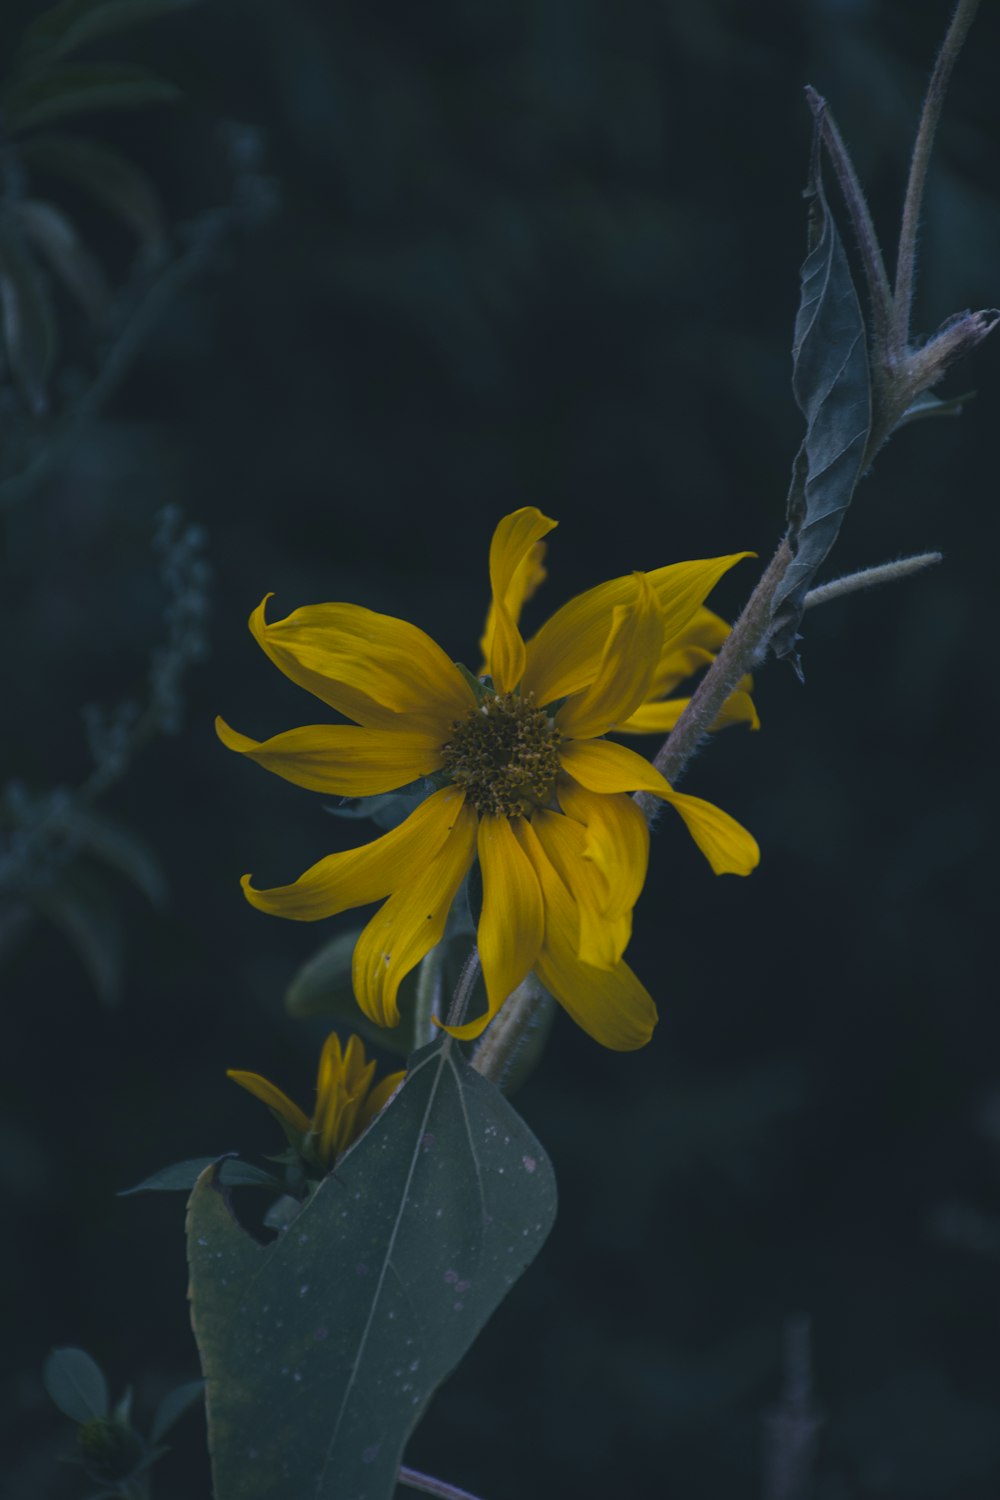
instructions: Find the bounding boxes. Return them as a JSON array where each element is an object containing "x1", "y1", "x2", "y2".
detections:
[{"x1": 3, "y1": 0, "x2": 999, "y2": 1496}]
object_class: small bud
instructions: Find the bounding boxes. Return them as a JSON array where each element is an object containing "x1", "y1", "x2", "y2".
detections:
[{"x1": 77, "y1": 1416, "x2": 145, "y2": 1483}]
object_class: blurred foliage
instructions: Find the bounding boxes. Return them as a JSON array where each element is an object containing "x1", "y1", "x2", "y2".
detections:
[{"x1": 2, "y1": 1, "x2": 1000, "y2": 1498}]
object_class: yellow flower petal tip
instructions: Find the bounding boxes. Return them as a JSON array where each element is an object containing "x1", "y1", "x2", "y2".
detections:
[{"x1": 222, "y1": 508, "x2": 758, "y2": 1050}]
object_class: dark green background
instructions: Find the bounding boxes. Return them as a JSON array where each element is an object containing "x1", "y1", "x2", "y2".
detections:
[{"x1": 3, "y1": 1, "x2": 999, "y2": 1496}]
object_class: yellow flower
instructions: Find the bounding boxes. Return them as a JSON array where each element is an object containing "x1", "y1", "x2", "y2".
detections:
[
  {"x1": 227, "y1": 1030, "x2": 404, "y2": 1171},
  {"x1": 217, "y1": 508, "x2": 760, "y2": 1051}
]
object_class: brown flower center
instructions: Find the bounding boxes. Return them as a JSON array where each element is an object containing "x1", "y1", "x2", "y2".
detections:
[{"x1": 441, "y1": 691, "x2": 561, "y2": 817}]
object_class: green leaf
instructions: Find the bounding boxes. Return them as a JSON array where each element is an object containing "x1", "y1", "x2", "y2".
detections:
[
  {"x1": 14, "y1": 199, "x2": 110, "y2": 324},
  {"x1": 2, "y1": 62, "x2": 180, "y2": 135},
  {"x1": 0, "y1": 220, "x2": 57, "y2": 414},
  {"x1": 70, "y1": 808, "x2": 168, "y2": 906},
  {"x1": 119, "y1": 1157, "x2": 284, "y2": 1195},
  {"x1": 188, "y1": 1036, "x2": 556, "y2": 1500},
  {"x1": 112, "y1": 1385, "x2": 133, "y2": 1425},
  {"x1": 19, "y1": 0, "x2": 201, "y2": 65},
  {"x1": 33, "y1": 868, "x2": 122, "y2": 1004},
  {"x1": 325, "y1": 777, "x2": 436, "y2": 832},
  {"x1": 43, "y1": 1347, "x2": 109, "y2": 1423},
  {"x1": 150, "y1": 1378, "x2": 205, "y2": 1445},
  {"x1": 770, "y1": 126, "x2": 872, "y2": 666},
  {"x1": 895, "y1": 389, "x2": 972, "y2": 428},
  {"x1": 20, "y1": 132, "x2": 165, "y2": 248}
]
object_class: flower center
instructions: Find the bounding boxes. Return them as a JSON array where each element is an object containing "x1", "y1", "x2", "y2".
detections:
[{"x1": 441, "y1": 691, "x2": 561, "y2": 817}]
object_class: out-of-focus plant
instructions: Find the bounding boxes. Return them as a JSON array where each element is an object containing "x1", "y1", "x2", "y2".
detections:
[
  {"x1": 0, "y1": 505, "x2": 210, "y2": 999},
  {"x1": 43, "y1": 1345, "x2": 203, "y2": 1500}
]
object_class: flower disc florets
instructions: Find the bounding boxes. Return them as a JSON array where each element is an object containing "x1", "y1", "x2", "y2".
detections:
[{"x1": 441, "y1": 690, "x2": 561, "y2": 817}]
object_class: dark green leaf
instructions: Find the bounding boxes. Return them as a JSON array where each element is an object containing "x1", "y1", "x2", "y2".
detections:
[
  {"x1": 112, "y1": 1385, "x2": 133, "y2": 1425},
  {"x1": 770, "y1": 126, "x2": 872, "y2": 664},
  {"x1": 119, "y1": 1157, "x2": 284, "y2": 1195},
  {"x1": 894, "y1": 389, "x2": 972, "y2": 428},
  {"x1": 19, "y1": 0, "x2": 200, "y2": 65},
  {"x1": 20, "y1": 132, "x2": 165, "y2": 248},
  {"x1": 70, "y1": 808, "x2": 168, "y2": 906},
  {"x1": 150, "y1": 1379, "x2": 205, "y2": 1445},
  {"x1": 0, "y1": 221, "x2": 57, "y2": 413},
  {"x1": 188, "y1": 1036, "x2": 556, "y2": 1500},
  {"x1": 33, "y1": 868, "x2": 122, "y2": 1003},
  {"x1": 2, "y1": 62, "x2": 180, "y2": 134},
  {"x1": 14, "y1": 198, "x2": 110, "y2": 324},
  {"x1": 43, "y1": 1348, "x2": 109, "y2": 1424},
  {"x1": 325, "y1": 777, "x2": 436, "y2": 831}
]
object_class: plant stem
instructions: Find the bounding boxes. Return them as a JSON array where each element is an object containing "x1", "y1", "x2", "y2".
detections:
[
  {"x1": 445, "y1": 946, "x2": 482, "y2": 1029},
  {"x1": 892, "y1": 0, "x2": 981, "y2": 357},
  {"x1": 470, "y1": 975, "x2": 547, "y2": 1086},
  {"x1": 802, "y1": 551, "x2": 941, "y2": 610},
  {"x1": 398, "y1": 1466, "x2": 488, "y2": 1500},
  {"x1": 637, "y1": 537, "x2": 792, "y2": 820}
]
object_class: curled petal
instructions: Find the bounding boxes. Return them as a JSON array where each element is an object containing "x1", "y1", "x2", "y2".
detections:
[
  {"x1": 523, "y1": 553, "x2": 754, "y2": 707},
  {"x1": 531, "y1": 809, "x2": 629, "y2": 968},
  {"x1": 479, "y1": 539, "x2": 548, "y2": 672},
  {"x1": 352, "y1": 802, "x2": 478, "y2": 1027},
  {"x1": 555, "y1": 572, "x2": 663, "y2": 739},
  {"x1": 240, "y1": 785, "x2": 467, "y2": 921},
  {"x1": 515, "y1": 821, "x2": 657, "y2": 1051},
  {"x1": 215, "y1": 717, "x2": 446, "y2": 796},
  {"x1": 443, "y1": 814, "x2": 544, "y2": 1041},
  {"x1": 658, "y1": 787, "x2": 760, "y2": 876},
  {"x1": 484, "y1": 508, "x2": 558, "y2": 692},
  {"x1": 556, "y1": 778, "x2": 649, "y2": 926},
  {"x1": 226, "y1": 1070, "x2": 311, "y2": 1137},
  {"x1": 249, "y1": 595, "x2": 475, "y2": 728}
]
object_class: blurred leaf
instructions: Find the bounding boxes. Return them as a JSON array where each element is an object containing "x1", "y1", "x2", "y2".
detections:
[
  {"x1": 19, "y1": 0, "x2": 201, "y2": 65},
  {"x1": 119, "y1": 1157, "x2": 284, "y2": 1195},
  {"x1": 2, "y1": 62, "x2": 180, "y2": 134},
  {"x1": 188, "y1": 1035, "x2": 556, "y2": 1500},
  {"x1": 325, "y1": 777, "x2": 436, "y2": 832},
  {"x1": 150, "y1": 1378, "x2": 205, "y2": 1444},
  {"x1": 20, "y1": 132, "x2": 165, "y2": 248},
  {"x1": 33, "y1": 867, "x2": 122, "y2": 1003},
  {"x1": 71, "y1": 808, "x2": 168, "y2": 906},
  {"x1": 43, "y1": 1347, "x2": 109, "y2": 1424},
  {"x1": 112, "y1": 1385, "x2": 133, "y2": 1425},
  {"x1": 770, "y1": 128, "x2": 872, "y2": 665},
  {"x1": 0, "y1": 220, "x2": 57, "y2": 413},
  {"x1": 14, "y1": 198, "x2": 110, "y2": 324}
]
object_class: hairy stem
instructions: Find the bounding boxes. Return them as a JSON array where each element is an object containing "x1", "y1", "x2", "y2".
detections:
[
  {"x1": 445, "y1": 946, "x2": 482, "y2": 1029},
  {"x1": 637, "y1": 538, "x2": 792, "y2": 820},
  {"x1": 471, "y1": 975, "x2": 548, "y2": 1086},
  {"x1": 892, "y1": 0, "x2": 981, "y2": 356},
  {"x1": 803, "y1": 551, "x2": 941, "y2": 610}
]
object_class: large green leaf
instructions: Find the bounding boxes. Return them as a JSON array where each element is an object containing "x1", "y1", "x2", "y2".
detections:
[
  {"x1": 770, "y1": 125, "x2": 872, "y2": 665},
  {"x1": 43, "y1": 1347, "x2": 109, "y2": 1423},
  {"x1": 188, "y1": 1035, "x2": 556, "y2": 1500}
]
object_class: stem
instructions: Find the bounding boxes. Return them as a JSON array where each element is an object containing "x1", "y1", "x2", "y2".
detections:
[
  {"x1": 414, "y1": 942, "x2": 446, "y2": 1046},
  {"x1": 445, "y1": 946, "x2": 482, "y2": 1029},
  {"x1": 802, "y1": 551, "x2": 941, "y2": 610},
  {"x1": 805, "y1": 87, "x2": 893, "y2": 355},
  {"x1": 892, "y1": 0, "x2": 981, "y2": 356},
  {"x1": 398, "y1": 1466, "x2": 488, "y2": 1500},
  {"x1": 470, "y1": 975, "x2": 547, "y2": 1086},
  {"x1": 636, "y1": 538, "x2": 792, "y2": 820}
]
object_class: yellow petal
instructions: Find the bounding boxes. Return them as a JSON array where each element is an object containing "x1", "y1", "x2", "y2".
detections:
[
  {"x1": 514, "y1": 821, "x2": 657, "y2": 1051},
  {"x1": 479, "y1": 538, "x2": 548, "y2": 671},
  {"x1": 215, "y1": 717, "x2": 446, "y2": 796},
  {"x1": 443, "y1": 815, "x2": 544, "y2": 1041},
  {"x1": 522, "y1": 553, "x2": 753, "y2": 706},
  {"x1": 658, "y1": 787, "x2": 760, "y2": 875},
  {"x1": 358, "y1": 1069, "x2": 406, "y2": 1133},
  {"x1": 226, "y1": 1069, "x2": 311, "y2": 1136},
  {"x1": 556, "y1": 779, "x2": 649, "y2": 925},
  {"x1": 240, "y1": 785, "x2": 467, "y2": 921},
  {"x1": 352, "y1": 802, "x2": 478, "y2": 1027},
  {"x1": 484, "y1": 508, "x2": 558, "y2": 692},
  {"x1": 616, "y1": 685, "x2": 759, "y2": 736},
  {"x1": 531, "y1": 809, "x2": 628, "y2": 968},
  {"x1": 249, "y1": 595, "x2": 475, "y2": 729},
  {"x1": 558, "y1": 737, "x2": 673, "y2": 798},
  {"x1": 555, "y1": 572, "x2": 663, "y2": 739}
]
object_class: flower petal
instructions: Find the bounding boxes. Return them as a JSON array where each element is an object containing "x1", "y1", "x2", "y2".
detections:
[
  {"x1": 240, "y1": 785, "x2": 467, "y2": 921},
  {"x1": 215, "y1": 717, "x2": 445, "y2": 796},
  {"x1": 658, "y1": 787, "x2": 760, "y2": 876},
  {"x1": 531, "y1": 809, "x2": 628, "y2": 968},
  {"x1": 226, "y1": 1069, "x2": 311, "y2": 1136},
  {"x1": 484, "y1": 508, "x2": 558, "y2": 692},
  {"x1": 558, "y1": 737, "x2": 674, "y2": 797},
  {"x1": 523, "y1": 553, "x2": 753, "y2": 706},
  {"x1": 616, "y1": 685, "x2": 759, "y2": 736},
  {"x1": 352, "y1": 801, "x2": 478, "y2": 1027},
  {"x1": 479, "y1": 538, "x2": 548, "y2": 673},
  {"x1": 358, "y1": 1069, "x2": 406, "y2": 1133},
  {"x1": 556, "y1": 779, "x2": 649, "y2": 926},
  {"x1": 249, "y1": 595, "x2": 476, "y2": 729},
  {"x1": 515, "y1": 820, "x2": 657, "y2": 1051},
  {"x1": 555, "y1": 572, "x2": 663, "y2": 739},
  {"x1": 443, "y1": 814, "x2": 544, "y2": 1041}
]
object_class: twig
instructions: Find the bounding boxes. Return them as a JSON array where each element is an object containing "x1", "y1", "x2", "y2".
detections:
[
  {"x1": 802, "y1": 551, "x2": 942, "y2": 610},
  {"x1": 398, "y1": 1465, "x2": 489, "y2": 1500}
]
